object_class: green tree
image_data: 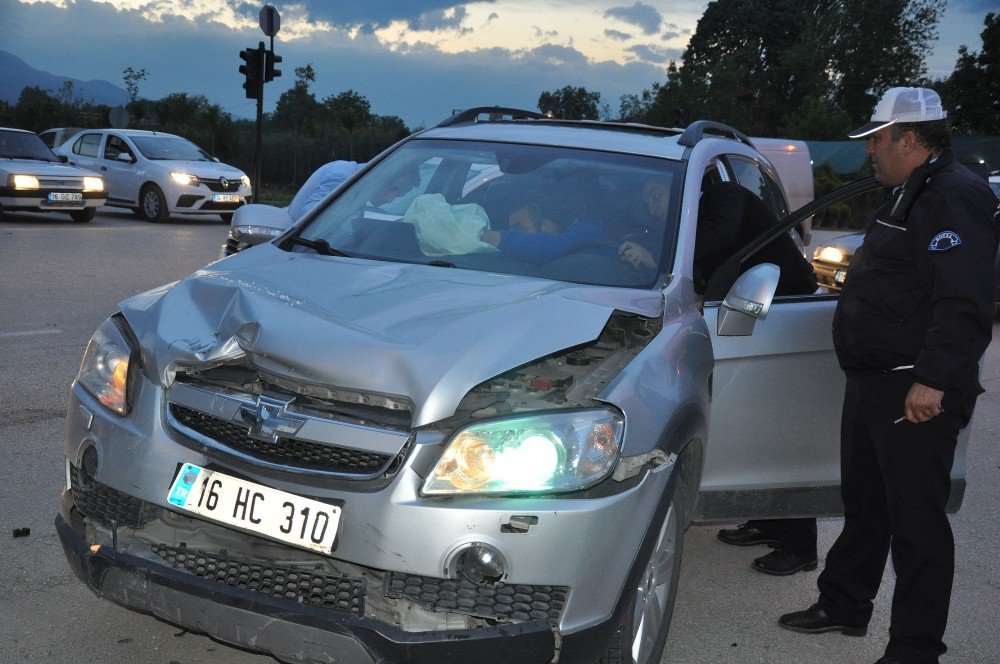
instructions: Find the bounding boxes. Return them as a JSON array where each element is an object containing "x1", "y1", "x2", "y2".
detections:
[
  {"x1": 937, "y1": 12, "x2": 999, "y2": 135},
  {"x1": 537, "y1": 86, "x2": 601, "y2": 120},
  {"x1": 272, "y1": 64, "x2": 323, "y2": 134},
  {"x1": 122, "y1": 66, "x2": 148, "y2": 103}
]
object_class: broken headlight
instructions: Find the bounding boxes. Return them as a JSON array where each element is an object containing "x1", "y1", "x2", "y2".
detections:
[
  {"x1": 77, "y1": 315, "x2": 138, "y2": 415},
  {"x1": 423, "y1": 409, "x2": 623, "y2": 495}
]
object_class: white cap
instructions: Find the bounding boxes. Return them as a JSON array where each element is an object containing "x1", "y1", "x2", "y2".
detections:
[{"x1": 848, "y1": 87, "x2": 947, "y2": 138}]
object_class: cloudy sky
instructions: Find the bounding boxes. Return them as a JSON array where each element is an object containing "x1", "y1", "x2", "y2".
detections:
[{"x1": 0, "y1": 0, "x2": 993, "y2": 129}]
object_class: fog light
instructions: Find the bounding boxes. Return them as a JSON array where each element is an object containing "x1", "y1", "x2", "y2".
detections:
[
  {"x1": 453, "y1": 543, "x2": 507, "y2": 584},
  {"x1": 81, "y1": 445, "x2": 99, "y2": 488}
]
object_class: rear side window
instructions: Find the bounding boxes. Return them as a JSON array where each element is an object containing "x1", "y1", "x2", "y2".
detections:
[
  {"x1": 726, "y1": 155, "x2": 789, "y2": 219},
  {"x1": 38, "y1": 131, "x2": 56, "y2": 148},
  {"x1": 73, "y1": 133, "x2": 102, "y2": 158}
]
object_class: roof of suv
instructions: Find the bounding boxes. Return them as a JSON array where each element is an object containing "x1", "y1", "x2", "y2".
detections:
[{"x1": 416, "y1": 108, "x2": 757, "y2": 162}]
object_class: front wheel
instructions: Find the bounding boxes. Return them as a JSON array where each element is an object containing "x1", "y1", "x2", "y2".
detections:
[
  {"x1": 70, "y1": 208, "x2": 96, "y2": 223},
  {"x1": 599, "y1": 498, "x2": 684, "y2": 664},
  {"x1": 138, "y1": 184, "x2": 169, "y2": 222}
]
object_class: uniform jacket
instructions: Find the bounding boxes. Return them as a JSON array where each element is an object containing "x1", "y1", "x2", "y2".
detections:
[{"x1": 832, "y1": 148, "x2": 1000, "y2": 394}]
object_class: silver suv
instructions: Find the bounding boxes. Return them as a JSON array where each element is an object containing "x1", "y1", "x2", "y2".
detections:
[
  {"x1": 56, "y1": 109, "x2": 968, "y2": 663},
  {"x1": 55, "y1": 129, "x2": 250, "y2": 223}
]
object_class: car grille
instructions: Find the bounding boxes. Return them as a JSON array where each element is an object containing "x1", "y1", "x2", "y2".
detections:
[
  {"x1": 201, "y1": 178, "x2": 241, "y2": 192},
  {"x1": 70, "y1": 463, "x2": 146, "y2": 529},
  {"x1": 38, "y1": 176, "x2": 84, "y2": 189},
  {"x1": 170, "y1": 404, "x2": 393, "y2": 474},
  {"x1": 386, "y1": 573, "x2": 568, "y2": 623},
  {"x1": 151, "y1": 545, "x2": 366, "y2": 615}
]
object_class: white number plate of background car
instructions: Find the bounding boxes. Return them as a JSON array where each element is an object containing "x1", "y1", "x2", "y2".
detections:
[
  {"x1": 212, "y1": 194, "x2": 241, "y2": 203},
  {"x1": 167, "y1": 463, "x2": 340, "y2": 554},
  {"x1": 48, "y1": 192, "x2": 82, "y2": 201}
]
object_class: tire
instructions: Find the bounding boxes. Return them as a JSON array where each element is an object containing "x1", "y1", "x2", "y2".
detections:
[
  {"x1": 599, "y1": 498, "x2": 684, "y2": 664},
  {"x1": 70, "y1": 208, "x2": 96, "y2": 223},
  {"x1": 138, "y1": 184, "x2": 170, "y2": 222},
  {"x1": 219, "y1": 213, "x2": 234, "y2": 224}
]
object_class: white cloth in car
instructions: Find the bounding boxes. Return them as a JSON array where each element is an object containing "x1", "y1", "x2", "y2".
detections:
[{"x1": 402, "y1": 193, "x2": 498, "y2": 256}]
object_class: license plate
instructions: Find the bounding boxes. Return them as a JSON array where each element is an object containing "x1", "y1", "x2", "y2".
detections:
[
  {"x1": 834, "y1": 269, "x2": 847, "y2": 285},
  {"x1": 48, "y1": 192, "x2": 82, "y2": 201},
  {"x1": 167, "y1": 463, "x2": 341, "y2": 554},
  {"x1": 212, "y1": 194, "x2": 242, "y2": 203}
]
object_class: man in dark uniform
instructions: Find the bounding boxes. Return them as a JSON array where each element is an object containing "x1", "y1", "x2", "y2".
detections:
[
  {"x1": 779, "y1": 87, "x2": 999, "y2": 664},
  {"x1": 697, "y1": 181, "x2": 821, "y2": 575}
]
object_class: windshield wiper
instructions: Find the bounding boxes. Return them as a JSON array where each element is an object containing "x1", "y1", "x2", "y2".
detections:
[
  {"x1": 286, "y1": 235, "x2": 352, "y2": 257},
  {"x1": 426, "y1": 260, "x2": 456, "y2": 268}
]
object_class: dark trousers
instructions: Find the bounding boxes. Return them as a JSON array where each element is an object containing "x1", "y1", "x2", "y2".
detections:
[
  {"x1": 745, "y1": 518, "x2": 817, "y2": 556},
  {"x1": 817, "y1": 372, "x2": 975, "y2": 664}
]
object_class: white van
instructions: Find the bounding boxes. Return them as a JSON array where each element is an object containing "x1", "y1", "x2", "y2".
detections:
[{"x1": 751, "y1": 138, "x2": 814, "y2": 243}]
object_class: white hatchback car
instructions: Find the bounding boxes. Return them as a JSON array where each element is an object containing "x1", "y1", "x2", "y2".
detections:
[
  {"x1": 0, "y1": 126, "x2": 106, "y2": 222},
  {"x1": 55, "y1": 129, "x2": 251, "y2": 223}
]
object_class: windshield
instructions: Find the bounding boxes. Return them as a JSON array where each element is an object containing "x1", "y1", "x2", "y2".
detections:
[
  {"x1": 0, "y1": 130, "x2": 57, "y2": 162},
  {"x1": 295, "y1": 138, "x2": 682, "y2": 288},
  {"x1": 130, "y1": 136, "x2": 211, "y2": 161}
]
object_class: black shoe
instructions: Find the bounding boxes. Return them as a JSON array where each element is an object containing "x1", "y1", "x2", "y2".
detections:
[
  {"x1": 717, "y1": 522, "x2": 780, "y2": 547},
  {"x1": 752, "y1": 550, "x2": 819, "y2": 575},
  {"x1": 778, "y1": 604, "x2": 867, "y2": 636}
]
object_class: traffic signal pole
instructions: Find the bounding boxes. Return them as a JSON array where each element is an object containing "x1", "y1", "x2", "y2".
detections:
[{"x1": 239, "y1": 4, "x2": 281, "y2": 203}]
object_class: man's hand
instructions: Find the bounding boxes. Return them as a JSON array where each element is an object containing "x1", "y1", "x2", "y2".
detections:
[
  {"x1": 618, "y1": 241, "x2": 655, "y2": 270},
  {"x1": 903, "y1": 382, "x2": 945, "y2": 423},
  {"x1": 481, "y1": 229, "x2": 500, "y2": 247}
]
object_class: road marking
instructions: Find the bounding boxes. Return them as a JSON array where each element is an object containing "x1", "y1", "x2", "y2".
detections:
[{"x1": 0, "y1": 329, "x2": 63, "y2": 338}]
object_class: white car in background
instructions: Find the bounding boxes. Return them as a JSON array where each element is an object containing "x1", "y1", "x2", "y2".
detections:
[
  {"x1": 55, "y1": 129, "x2": 251, "y2": 223},
  {"x1": 38, "y1": 127, "x2": 85, "y2": 149},
  {"x1": 0, "y1": 126, "x2": 106, "y2": 223}
]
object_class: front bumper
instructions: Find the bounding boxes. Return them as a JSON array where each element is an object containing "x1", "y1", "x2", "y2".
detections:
[
  {"x1": 56, "y1": 502, "x2": 558, "y2": 664},
  {"x1": 163, "y1": 180, "x2": 251, "y2": 215},
  {"x1": 0, "y1": 189, "x2": 106, "y2": 211}
]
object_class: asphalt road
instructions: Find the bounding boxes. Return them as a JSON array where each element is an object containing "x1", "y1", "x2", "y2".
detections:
[{"x1": 1, "y1": 209, "x2": 997, "y2": 664}]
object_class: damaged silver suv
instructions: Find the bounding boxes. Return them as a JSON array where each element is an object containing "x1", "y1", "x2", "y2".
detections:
[{"x1": 57, "y1": 109, "x2": 968, "y2": 663}]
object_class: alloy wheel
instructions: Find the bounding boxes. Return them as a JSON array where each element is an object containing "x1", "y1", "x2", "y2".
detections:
[{"x1": 630, "y1": 503, "x2": 678, "y2": 664}]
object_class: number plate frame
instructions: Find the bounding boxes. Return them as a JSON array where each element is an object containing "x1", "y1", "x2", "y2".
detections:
[
  {"x1": 167, "y1": 463, "x2": 341, "y2": 554},
  {"x1": 48, "y1": 192, "x2": 83, "y2": 201}
]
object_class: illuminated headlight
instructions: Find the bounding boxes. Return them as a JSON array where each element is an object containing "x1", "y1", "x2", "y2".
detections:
[
  {"x1": 241, "y1": 175, "x2": 251, "y2": 187},
  {"x1": 814, "y1": 246, "x2": 845, "y2": 264},
  {"x1": 11, "y1": 174, "x2": 40, "y2": 190},
  {"x1": 423, "y1": 409, "x2": 623, "y2": 495},
  {"x1": 77, "y1": 316, "x2": 138, "y2": 415},
  {"x1": 82, "y1": 176, "x2": 104, "y2": 192},
  {"x1": 170, "y1": 172, "x2": 195, "y2": 186}
]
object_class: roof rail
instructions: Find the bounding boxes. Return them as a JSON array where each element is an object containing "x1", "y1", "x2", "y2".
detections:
[
  {"x1": 437, "y1": 106, "x2": 548, "y2": 127},
  {"x1": 677, "y1": 121, "x2": 754, "y2": 148}
]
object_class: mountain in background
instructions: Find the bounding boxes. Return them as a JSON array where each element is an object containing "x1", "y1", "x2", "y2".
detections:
[{"x1": 0, "y1": 50, "x2": 129, "y2": 106}]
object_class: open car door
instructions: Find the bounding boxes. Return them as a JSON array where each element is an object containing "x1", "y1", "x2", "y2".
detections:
[{"x1": 691, "y1": 177, "x2": 967, "y2": 521}]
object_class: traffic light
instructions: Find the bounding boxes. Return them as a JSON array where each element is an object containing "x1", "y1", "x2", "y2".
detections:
[
  {"x1": 264, "y1": 50, "x2": 282, "y2": 83},
  {"x1": 239, "y1": 44, "x2": 264, "y2": 100}
]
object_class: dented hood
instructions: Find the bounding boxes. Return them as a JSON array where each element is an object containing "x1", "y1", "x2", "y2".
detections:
[{"x1": 121, "y1": 244, "x2": 662, "y2": 426}]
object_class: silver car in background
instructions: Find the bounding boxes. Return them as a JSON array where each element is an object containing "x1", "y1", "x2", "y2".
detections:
[
  {"x1": 55, "y1": 128, "x2": 250, "y2": 223},
  {"x1": 56, "y1": 111, "x2": 969, "y2": 663}
]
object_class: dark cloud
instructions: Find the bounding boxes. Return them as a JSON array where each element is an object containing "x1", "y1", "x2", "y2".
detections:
[
  {"x1": 284, "y1": 1, "x2": 492, "y2": 29},
  {"x1": 487, "y1": 12, "x2": 499, "y2": 22},
  {"x1": 603, "y1": 2, "x2": 662, "y2": 35},
  {"x1": 626, "y1": 44, "x2": 682, "y2": 64},
  {"x1": 660, "y1": 31, "x2": 680, "y2": 40},
  {"x1": 532, "y1": 25, "x2": 559, "y2": 39},
  {"x1": 408, "y1": 7, "x2": 470, "y2": 32},
  {"x1": 604, "y1": 29, "x2": 632, "y2": 41}
]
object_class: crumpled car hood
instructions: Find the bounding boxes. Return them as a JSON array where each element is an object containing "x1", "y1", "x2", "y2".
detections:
[{"x1": 121, "y1": 244, "x2": 662, "y2": 426}]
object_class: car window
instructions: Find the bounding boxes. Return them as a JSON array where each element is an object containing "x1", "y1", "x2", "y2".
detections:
[
  {"x1": 38, "y1": 131, "x2": 56, "y2": 149},
  {"x1": 73, "y1": 133, "x2": 103, "y2": 158},
  {"x1": 726, "y1": 155, "x2": 788, "y2": 218},
  {"x1": 0, "y1": 129, "x2": 58, "y2": 161},
  {"x1": 130, "y1": 136, "x2": 211, "y2": 161},
  {"x1": 103, "y1": 135, "x2": 133, "y2": 160},
  {"x1": 298, "y1": 138, "x2": 684, "y2": 289}
]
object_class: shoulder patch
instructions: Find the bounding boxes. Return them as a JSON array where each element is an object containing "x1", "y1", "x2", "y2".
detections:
[{"x1": 929, "y1": 230, "x2": 962, "y2": 252}]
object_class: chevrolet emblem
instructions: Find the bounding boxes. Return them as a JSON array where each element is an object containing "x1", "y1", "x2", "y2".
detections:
[{"x1": 239, "y1": 395, "x2": 304, "y2": 443}]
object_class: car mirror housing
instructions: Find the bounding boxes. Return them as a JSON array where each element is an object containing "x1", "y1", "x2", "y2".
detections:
[
  {"x1": 230, "y1": 203, "x2": 295, "y2": 245},
  {"x1": 116, "y1": 153, "x2": 135, "y2": 163},
  {"x1": 57, "y1": 154, "x2": 69, "y2": 163},
  {"x1": 717, "y1": 263, "x2": 779, "y2": 336}
]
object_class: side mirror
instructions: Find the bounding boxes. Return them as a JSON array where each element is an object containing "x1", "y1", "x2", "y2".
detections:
[
  {"x1": 717, "y1": 263, "x2": 779, "y2": 336},
  {"x1": 57, "y1": 155, "x2": 69, "y2": 163},
  {"x1": 213, "y1": 156, "x2": 221, "y2": 163},
  {"x1": 116, "y1": 153, "x2": 135, "y2": 163},
  {"x1": 227, "y1": 203, "x2": 294, "y2": 248}
]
